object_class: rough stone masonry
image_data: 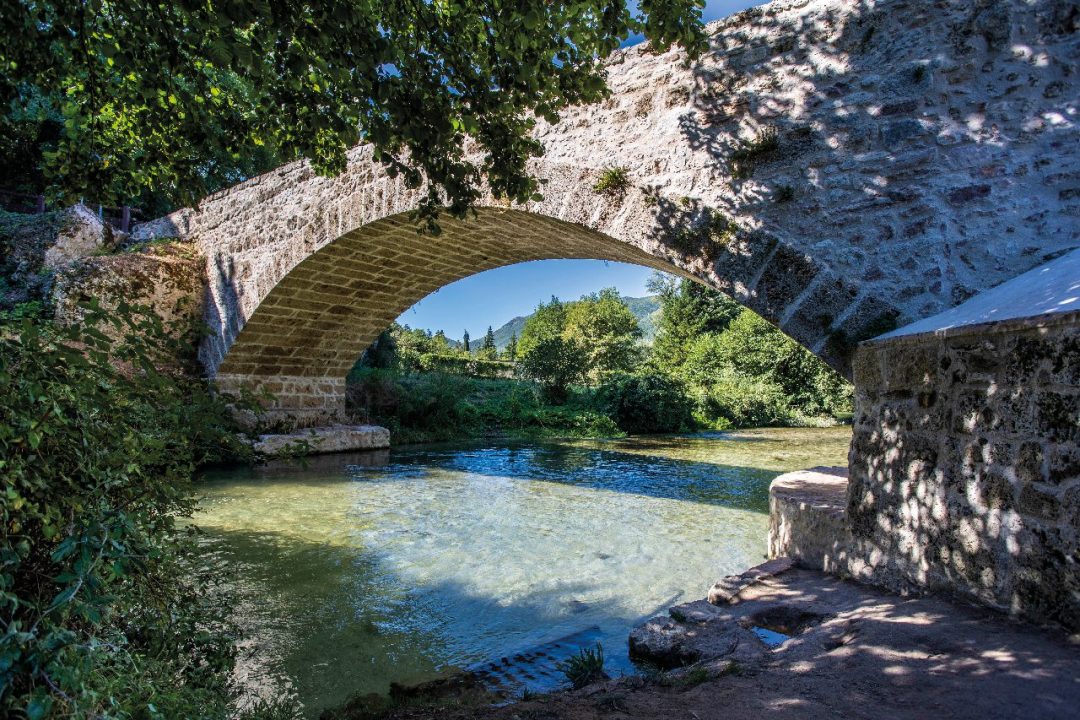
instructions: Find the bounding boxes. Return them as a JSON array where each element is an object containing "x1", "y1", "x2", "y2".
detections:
[
  {"x1": 768, "y1": 246, "x2": 1080, "y2": 631},
  {"x1": 130, "y1": 0, "x2": 1078, "y2": 424}
]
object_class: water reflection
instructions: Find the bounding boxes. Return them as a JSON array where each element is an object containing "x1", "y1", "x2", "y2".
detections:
[{"x1": 197, "y1": 427, "x2": 850, "y2": 716}]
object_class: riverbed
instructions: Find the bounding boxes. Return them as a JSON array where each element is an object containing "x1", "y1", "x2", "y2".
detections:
[{"x1": 196, "y1": 427, "x2": 851, "y2": 716}]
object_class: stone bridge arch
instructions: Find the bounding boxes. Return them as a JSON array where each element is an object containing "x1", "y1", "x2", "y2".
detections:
[
  {"x1": 171, "y1": 155, "x2": 871, "y2": 425},
  {"x1": 134, "y1": 0, "x2": 1078, "y2": 425}
]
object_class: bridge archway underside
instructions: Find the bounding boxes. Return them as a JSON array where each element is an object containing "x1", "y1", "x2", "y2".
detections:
[{"x1": 210, "y1": 204, "x2": 876, "y2": 425}]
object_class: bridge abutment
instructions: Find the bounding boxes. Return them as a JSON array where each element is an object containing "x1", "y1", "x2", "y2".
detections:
[
  {"x1": 215, "y1": 373, "x2": 347, "y2": 429},
  {"x1": 770, "y1": 250, "x2": 1080, "y2": 631}
]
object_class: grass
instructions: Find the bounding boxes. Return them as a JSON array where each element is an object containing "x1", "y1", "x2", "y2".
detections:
[
  {"x1": 593, "y1": 167, "x2": 630, "y2": 196},
  {"x1": 556, "y1": 643, "x2": 608, "y2": 689}
]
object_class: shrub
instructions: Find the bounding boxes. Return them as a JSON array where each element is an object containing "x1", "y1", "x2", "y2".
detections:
[
  {"x1": 593, "y1": 167, "x2": 630, "y2": 195},
  {"x1": 596, "y1": 373, "x2": 695, "y2": 434},
  {"x1": 346, "y1": 368, "x2": 468, "y2": 431},
  {"x1": 0, "y1": 301, "x2": 255, "y2": 718},
  {"x1": 694, "y1": 371, "x2": 790, "y2": 428}
]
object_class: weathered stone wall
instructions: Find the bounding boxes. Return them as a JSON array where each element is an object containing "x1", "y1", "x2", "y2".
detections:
[
  {"x1": 136, "y1": 0, "x2": 1079, "y2": 421},
  {"x1": 845, "y1": 311, "x2": 1080, "y2": 629},
  {"x1": 52, "y1": 242, "x2": 206, "y2": 363}
]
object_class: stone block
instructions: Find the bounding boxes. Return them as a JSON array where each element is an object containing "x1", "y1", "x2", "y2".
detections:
[{"x1": 253, "y1": 424, "x2": 391, "y2": 457}]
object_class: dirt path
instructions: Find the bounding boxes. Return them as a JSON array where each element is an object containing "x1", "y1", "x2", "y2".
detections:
[{"x1": 338, "y1": 565, "x2": 1080, "y2": 720}]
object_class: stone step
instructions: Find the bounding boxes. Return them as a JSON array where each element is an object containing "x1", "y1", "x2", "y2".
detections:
[{"x1": 252, "y1": 424, "x2": 390, "y2": 457}]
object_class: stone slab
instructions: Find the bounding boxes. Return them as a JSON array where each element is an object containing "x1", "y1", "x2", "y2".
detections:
[
  {"x1": 879, "y1": 248, "x2": 1080, "y2": 340},
  {"x1": 707, "y1": 556, "x2": 795, "y2": 606},
  {"x1": 253, "y1": 424, "x2": 390, "y2": 457}
]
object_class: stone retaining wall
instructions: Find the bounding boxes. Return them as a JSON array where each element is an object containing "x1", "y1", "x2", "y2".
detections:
[{"x1": 844, "y1": 311, "x2": 1080, "y2": 629}]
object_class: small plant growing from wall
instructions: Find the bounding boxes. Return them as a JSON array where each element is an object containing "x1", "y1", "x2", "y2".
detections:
[
  {"x1": 593, "y1": 167, "x2": 630, "y2": 196},
  {"x1": 557, "y1": 643, "x2": 608, "y2": 689},
  {"x1": 730, "y1": 127, "x2": 779, "y2": 179}
]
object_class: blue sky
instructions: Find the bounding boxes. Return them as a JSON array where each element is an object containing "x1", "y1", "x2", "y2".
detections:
[{"x1": 399, "y1": 0, "x2": 760, "y2": 341}]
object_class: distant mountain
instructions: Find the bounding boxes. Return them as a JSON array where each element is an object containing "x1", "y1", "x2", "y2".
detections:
[
  {"x1": 488, "y1": 295, "x2": 661, "y2": 350},
  {"x1": 491, "y1": 314, "x2": 530, "y2": 350}
]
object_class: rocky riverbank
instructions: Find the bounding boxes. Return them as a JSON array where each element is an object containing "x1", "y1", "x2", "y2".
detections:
[{"x1": 324, "y1": 559, "x2": 1080, "y2": 720}]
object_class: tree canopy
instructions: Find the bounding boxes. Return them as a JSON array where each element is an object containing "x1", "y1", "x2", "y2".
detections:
[{"x1": 0, "y1": 0, "x2": 707, "y2": 219}]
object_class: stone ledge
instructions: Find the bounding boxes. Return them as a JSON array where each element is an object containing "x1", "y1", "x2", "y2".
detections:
[
  {"x1": 253, "y1": 424, "x2": 390, "y2": 457},
  {"x1": 767, "y1": 466, "x2": 850, "y2": 574},
  {"x1": 707, "y1": 557, "x2": 795, "y2": 606}
]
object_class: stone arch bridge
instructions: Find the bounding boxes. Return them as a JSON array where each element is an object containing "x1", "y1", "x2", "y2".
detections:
[{"x1": 135, "y1": 0, "x2": 1078, "y2": 425}]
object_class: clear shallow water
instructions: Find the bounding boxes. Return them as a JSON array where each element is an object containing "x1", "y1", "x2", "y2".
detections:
[{"x1": 197, "y1": 427, "x2": 851, "y2": 716}]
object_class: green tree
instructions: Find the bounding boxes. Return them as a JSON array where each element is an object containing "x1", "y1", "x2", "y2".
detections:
[
  {"x1": 518, "y1": 296, "x2": 567, "y2": 357},
  {"x1": 564, "y1": 287, "x2": 642, "y2": 381},
  {"x1": 1, "y1": 1, "x2": 707, "y2": 218},
  {"x1": 362, "y1": 327, "x2": 398, "y2": 369},
  {"x1": 648, "y1": 274, "x2": 741, "y2": 373},
  {"x1": 478, "y1": 325, "x2": 497, "y2": 360},
  {"x1": 391, "y1": 324, "x2": 439, "y2": 370},
  {"x1": 504, "y1": 332, "x2": 519, "y2": 362},
  {"x1": 462, "y1": 329, "x2": 470, "y2": 353},
  {"x1": 519, "y1": 335, "x2": 588, "y2": 404}
]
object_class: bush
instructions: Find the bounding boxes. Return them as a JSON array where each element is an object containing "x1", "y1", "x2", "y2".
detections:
[
  {"x1": 694, "y1": 371, "x2": 790, "y2": 428},
  {"x1": 0, "y1": 301, "x2": 256, "y2": 718},
  {"x1": 346, "y1": 368, "x2": 468, "y2": 432},
  {"x1": 596, "y1": 373, "x2": 695, "y2": 434}
]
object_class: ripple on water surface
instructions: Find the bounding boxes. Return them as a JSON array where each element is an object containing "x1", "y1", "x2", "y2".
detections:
[{"x1": 197, "y1": 427, "x2": 851, "y2": 716}]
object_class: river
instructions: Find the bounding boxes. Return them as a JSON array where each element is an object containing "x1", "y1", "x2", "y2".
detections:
[{"x1": 196, "y1": 427, "x2": 851, "y2": 716}]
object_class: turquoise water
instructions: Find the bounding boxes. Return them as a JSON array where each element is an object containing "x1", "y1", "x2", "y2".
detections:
[{"x1": 196, "y1": 427, "x2": 851, "y2": 716}]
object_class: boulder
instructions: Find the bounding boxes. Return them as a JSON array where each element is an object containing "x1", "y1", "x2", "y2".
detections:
[{"x1": 43, "y1": 204, "x2": 118, "y2": 270}]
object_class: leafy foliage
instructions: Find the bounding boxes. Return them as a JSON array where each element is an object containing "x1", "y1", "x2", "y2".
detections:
[
  {"x1": 0, "y1": 0, "x2": 707, "y2": 220},
  {"x1": 0, "y1": 301, "x2": 259, "y2": 718},
  {"x1": 519, "y1": 335, "x2": 589, "y2": 404},
  {"x1": 517, "y1": 296, "x2": 568, "y2": 358},
  {"x1": 564, "y1": 288, "x2": 643, "y2": 382},
  {"x1": 648, "y1": 276, "x2": 852, "y2": 426},
  {"x1": 647, "y1": 273, "x2": 740, "y2": 370},
  {"x1": 516, "y1": 288, "x2": 643, "y2": 394},
  {"x1": 346, "y1": 368, "x2": 618, "y2": 443},
  {"x1": 596, "y1": 373, "x2": 694, "y2": 434}
]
